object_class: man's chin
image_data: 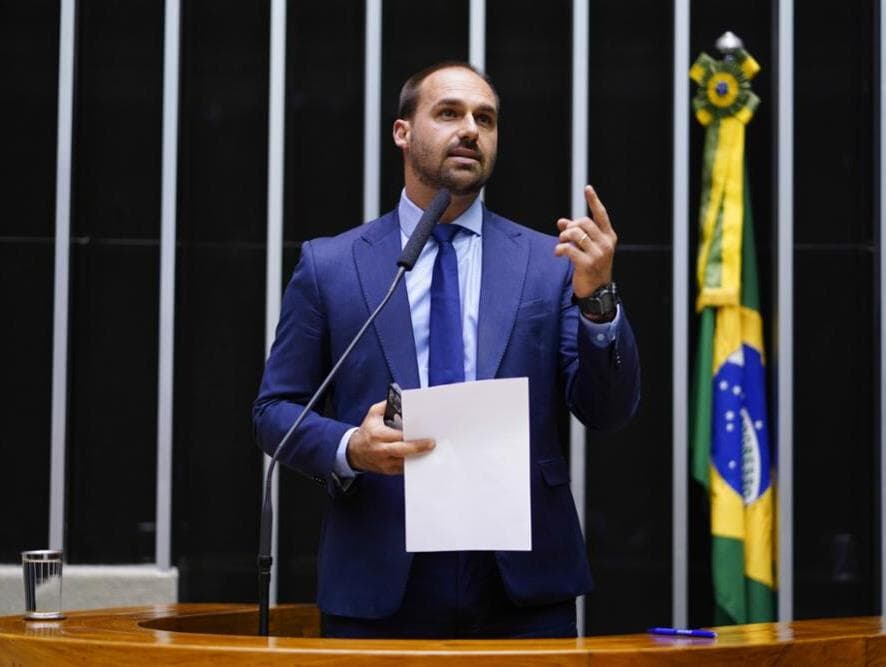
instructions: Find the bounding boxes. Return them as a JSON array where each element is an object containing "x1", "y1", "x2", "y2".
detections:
[
  {"x1": 440, "y1": 171, "x2": 489, "y2": 196},
  {"x1": 415, "y1": 165, "x2": 490, "y2": 196}
]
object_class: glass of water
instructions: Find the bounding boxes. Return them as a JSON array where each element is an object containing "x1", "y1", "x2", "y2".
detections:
[{"x1": 22, "y1": 550, "x2": 65, "y2": 620}]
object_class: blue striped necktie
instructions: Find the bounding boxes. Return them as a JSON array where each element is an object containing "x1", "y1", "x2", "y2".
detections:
[{"x1": 428, "y1": 224, "x2": 465, "y2": 386}]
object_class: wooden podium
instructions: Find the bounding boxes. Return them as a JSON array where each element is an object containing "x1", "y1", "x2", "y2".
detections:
[{"x1": 1, "y1": 603, "x2": 885, "y2": 665}]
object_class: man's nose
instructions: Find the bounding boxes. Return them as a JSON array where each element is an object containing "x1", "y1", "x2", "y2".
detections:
[{"x1": 458, "y1": 114, "x2": 479, "y2": 140}]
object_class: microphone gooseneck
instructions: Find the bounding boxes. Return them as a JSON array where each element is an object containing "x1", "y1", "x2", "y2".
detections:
[{"x1": 257, "y1": 188, "x2": 451, "y2": 636}]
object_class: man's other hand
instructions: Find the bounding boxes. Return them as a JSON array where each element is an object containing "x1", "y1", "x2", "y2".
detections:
[
  {"x1": 346, "y1": 400, "x2": 435, "y2": 475},
  {"x1": 554, "y1": 184, "x2": 617, "y2": 298}
]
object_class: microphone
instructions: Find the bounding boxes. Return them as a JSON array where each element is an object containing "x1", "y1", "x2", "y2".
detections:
[
  {"x1": 397, "y1": 188, "x2": 451, "y2": 269},
  {"x1": 257, "y1": 188, "x2": 451, "y2": 636}
]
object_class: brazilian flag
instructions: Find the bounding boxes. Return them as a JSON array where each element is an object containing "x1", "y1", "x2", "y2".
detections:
[{"x1": 689, "y1": 46, "x2": 777, "y2": 624}]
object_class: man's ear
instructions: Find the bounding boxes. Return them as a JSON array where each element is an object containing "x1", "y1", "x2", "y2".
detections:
[{"x1": 392, "y1": 119, "x2": 410, "y2": 149}]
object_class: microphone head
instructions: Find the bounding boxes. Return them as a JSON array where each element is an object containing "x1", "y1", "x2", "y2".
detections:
[
  {"x1": 397, "y1": 188, "x2": 452, "y2": 270},
  {"x1": 423, "y1": 187, "x2": 453, "y2": 221}
]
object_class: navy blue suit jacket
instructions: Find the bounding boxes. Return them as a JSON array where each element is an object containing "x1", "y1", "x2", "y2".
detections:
[{"x1": 253, "y1": 207, "x2": 640, "y2": 619}]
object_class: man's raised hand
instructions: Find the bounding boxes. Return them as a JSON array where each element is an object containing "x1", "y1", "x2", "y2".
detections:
[{"x1": 554, "y1": 185, "x2": 617, "y2": 298}]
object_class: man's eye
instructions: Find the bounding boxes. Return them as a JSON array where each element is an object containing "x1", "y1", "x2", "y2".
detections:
[
  {"x1": 477, "y1": 114, "x2": 494, "y2": 126},
  {"x1": 440, "y1": 109, "x2": 457, "y2": 118}
]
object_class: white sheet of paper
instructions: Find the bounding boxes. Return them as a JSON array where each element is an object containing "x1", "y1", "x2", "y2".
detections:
[{"x1": 402, "y1": 377, "x2": 531, "y2": 552}]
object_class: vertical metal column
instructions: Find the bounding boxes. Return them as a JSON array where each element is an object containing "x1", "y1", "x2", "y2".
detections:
[
  {"x1": 879, "y1": 0, "x2": 885, "y2": 618},
  {"x1": 570, "y1": 0, "x2": 589, "y2": 635},
  {"x1": 469, "y1": 0, "x2": 485, "y2": 71},
  {"x1": 364, "y1": 0, "x2": 382, "y2": 222},
  {"x1": 263, "y1": 0, "x2": 287, "y2": 605},
  {"x1": 671, "y1": 0, "x2": 690, "y2": 628},
  {"x1": 776, "y1": 0, "x2": 795, "y2": 623},
  {"x1": 470, "y1": 0, "x2": 486, "y2": 202},
  {"x1": 156, "y1": 0, "x2": 181, "y2": 571},
  {"x1": 49, "y1": 0, "x2": 77, "y2": 552}
]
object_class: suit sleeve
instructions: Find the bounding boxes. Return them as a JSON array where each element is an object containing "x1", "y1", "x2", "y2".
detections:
[
  {"x1": 559, "y1": 266, "x2": 641, "y2": 431},
  {"x1": 252, "y1": 240, "x2": 353, "y2": 484}
]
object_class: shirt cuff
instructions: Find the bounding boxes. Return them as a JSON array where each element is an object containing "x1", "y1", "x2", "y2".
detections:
[
  {"x1": 579, "y1": 303, "x2": 622, "y2": 348},
  {"x1": 334, "y1": 427, "x2": 360, "y2": 479}
]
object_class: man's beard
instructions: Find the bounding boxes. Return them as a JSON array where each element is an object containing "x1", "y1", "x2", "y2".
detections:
[{"x1": 409, "y1": 139, "x2": 496, "y2": 195}]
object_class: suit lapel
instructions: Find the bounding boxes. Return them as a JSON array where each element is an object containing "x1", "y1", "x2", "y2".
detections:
[
  {"x1": 353, "y1": 211, "x2": 421, "y2": 390},
  {"x1": 477, "y1": 209, "x2": 529, "y2": 380}
]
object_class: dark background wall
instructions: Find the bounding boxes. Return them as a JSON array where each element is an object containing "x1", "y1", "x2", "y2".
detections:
[
  {"x1": 1, "y1": 0, "x2": 60, "y2": 568},
  {"x1": 0, "y1": 0, "x2": 879, "y2": 633}
]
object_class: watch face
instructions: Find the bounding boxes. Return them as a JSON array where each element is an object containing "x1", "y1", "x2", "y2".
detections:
[
  {"x1": 595, "y1": 294, "x2": 613, "y2": 315},
  {"x1": 573, "y1": 284, "x2": 618, "y2": 317}
]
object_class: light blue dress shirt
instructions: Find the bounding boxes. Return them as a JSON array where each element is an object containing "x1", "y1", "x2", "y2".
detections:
[
  {"x1": 333, "y1": 191, "x2": 621, "y2": 479},
  {"x1": 401, "y1": 191, "x2": 484, "y2": 388}
]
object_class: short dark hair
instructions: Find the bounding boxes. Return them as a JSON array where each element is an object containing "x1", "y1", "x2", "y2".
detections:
[{"x1": 397, "y1": 61, "x2": 499, "y2": 120}]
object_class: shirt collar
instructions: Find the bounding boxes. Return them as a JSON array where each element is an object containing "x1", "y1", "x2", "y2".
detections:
[{"x1": 398, "y1": 189, "x2": 483, "y2": 239}]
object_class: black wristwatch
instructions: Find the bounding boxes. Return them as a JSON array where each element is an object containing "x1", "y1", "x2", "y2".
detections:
[{"x1": 572, "y1": 282, "x2": 619, "y2": 320}]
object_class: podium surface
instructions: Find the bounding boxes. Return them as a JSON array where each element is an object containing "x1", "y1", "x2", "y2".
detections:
[{"x1": 1, "y1": 603, "x2": 885, "y2": 665}]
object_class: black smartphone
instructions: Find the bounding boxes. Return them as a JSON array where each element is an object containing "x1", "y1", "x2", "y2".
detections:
[{"x1": 383, "y1": 382, "x2": 403, "y2": 430}]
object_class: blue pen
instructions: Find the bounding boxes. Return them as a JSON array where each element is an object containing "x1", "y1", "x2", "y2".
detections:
[{"x1": 648, "y1": 627, "x2": 717, "y2": 639}]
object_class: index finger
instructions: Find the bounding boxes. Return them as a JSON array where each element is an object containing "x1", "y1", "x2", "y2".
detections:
[{"x1": 584, "y1": 185, "x2": 614, "y2": 235}]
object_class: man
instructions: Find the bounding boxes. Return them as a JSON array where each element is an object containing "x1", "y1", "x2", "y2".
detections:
[{"x1": 253, "y1": 61, "x2": 640, "y2": 638}]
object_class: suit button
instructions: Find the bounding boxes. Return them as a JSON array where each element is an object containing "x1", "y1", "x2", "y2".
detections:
[{"x1": 610, "y1": 345, "x2": 622, "y2": 369}]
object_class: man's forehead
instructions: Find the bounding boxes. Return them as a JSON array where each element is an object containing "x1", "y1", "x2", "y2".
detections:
[{"x1": 418, "y1": 67, "x2": 498, "y2": 110}]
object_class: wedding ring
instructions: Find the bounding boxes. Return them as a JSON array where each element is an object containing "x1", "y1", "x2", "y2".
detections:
[{"x1": 578, "y1": 233, "x2": 590, "y2": 249}]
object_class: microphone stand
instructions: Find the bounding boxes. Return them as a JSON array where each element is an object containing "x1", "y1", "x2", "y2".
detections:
[
  {"x1": 257, "y1": 186, "x2": 449, "y2": 636},
  {"x1": 258, "y1": 266, "x2": 407, "y2": 636}
]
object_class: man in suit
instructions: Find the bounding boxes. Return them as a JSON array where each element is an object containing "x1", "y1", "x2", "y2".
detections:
[{"x1": 253, "y1": 61, "x2": 640, "y2": 639}]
